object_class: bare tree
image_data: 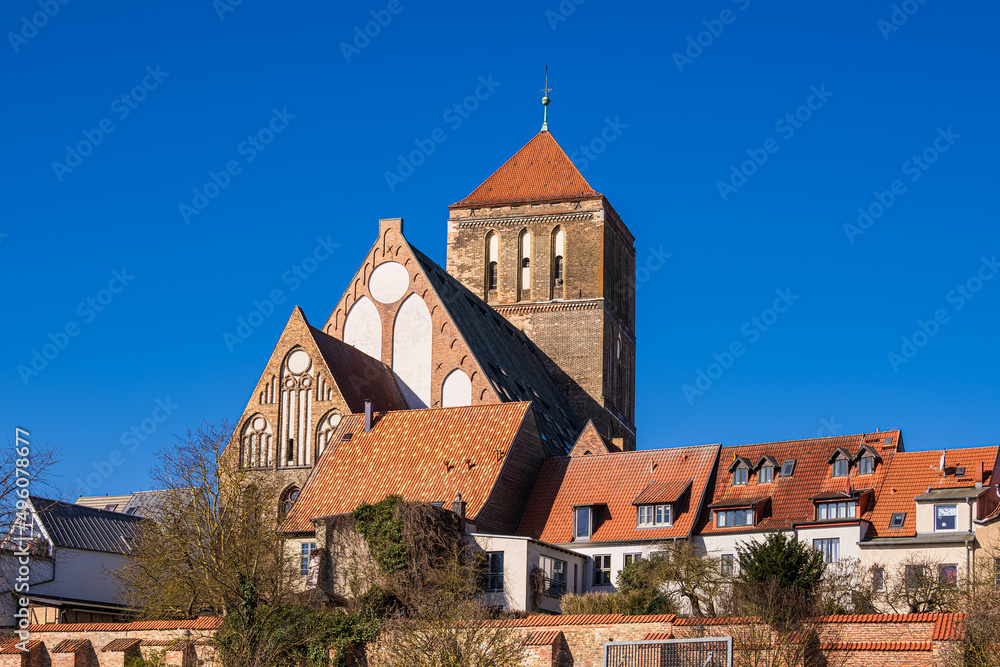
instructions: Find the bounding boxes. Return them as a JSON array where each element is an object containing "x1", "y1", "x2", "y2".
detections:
[
  {"x1": 115, "y1": 421, "x2": 296, "y2": 618},
  {"x1": 874, "y1": 554, "x2": 957, "y2": 613}
]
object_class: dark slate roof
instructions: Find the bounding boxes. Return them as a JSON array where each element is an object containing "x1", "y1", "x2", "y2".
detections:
[
  {"x1": 307, "y1": 324, "x2": 407, "y2": 413},
  {"x1": 408, "y1": 245, "x2": 581, "y2": 456},
  {"x1": 31, "y1": 496, "x2": 143, "y2": 555}
]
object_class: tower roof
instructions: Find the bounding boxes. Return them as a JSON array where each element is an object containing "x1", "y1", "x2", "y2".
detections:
[{"x1": 450, "y1": 131, "x2": 601, "y2": 208}]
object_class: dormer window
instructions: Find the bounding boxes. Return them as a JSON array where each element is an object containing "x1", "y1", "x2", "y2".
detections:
[
  {"x1": 574, "y1": 506, "x2": 592, "y2": 541},
  {"x1": 817, "y1": 500, "x2": 856, "y2": 520},
  {"x1": 716, "y1": 508, "x2": 753, "y2": 527},
  {"x1": 828, "y1": 448, "x2": 852, "y2": 477},
  {"x1": 935, "y1": 505, "x2": 957, "y2": 531},
  {"x1": 857, "y1": 455, "x2": 874, "y2": 475},
  {"x1": 729, "y1": 456, "x2": 752, "y2": 486},
  {"x1": 637, "y1": 504, "x2": 672, "y2": 528},
  {"x1": 759, "y1": 465, "x2": 774, "y2": 484},
  {"x1": 832, "y1": 459, "x2": 848, "y2": 477},
  {"x1": 889, "y1": 512, "x2": 906, "y2": 528},
  {"x1": 733, "y1": 468, "x2": 747, "y2": 485}
]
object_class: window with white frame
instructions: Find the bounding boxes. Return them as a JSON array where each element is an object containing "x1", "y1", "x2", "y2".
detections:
[
  {"x1": 637, "y1": 504, "x2": 671, "y2": 528},
  {"x1": 540, "y1": 555, "x2": 567, "y2": 597},
  {"x1": 935, "y1": 505, "x2": 957, "y2": 531},
  {"x1": 814, "y1": 538, "x2": 839, "y2": 563},
  {"x1": 624, "y1": 553, "x2": 642, "y2": 568},
  {"x1": 483, "y1": 552, "x2": 504, "y2": 591},
  {"x1": 300, "y1": 542, "x2": 317, "y2": 576},
  {"x1": 593, "y1": 554, "x2": 612, "y2": 586},
  {"x1": 817, "y1": 500, "x2": 857, "y2": 520},
  {"x1": 574, "y1": 506, "x2": 592, "y2": 540},
  {"x1": 716, "y1": 508, "x2": 753, "y2": 527}
]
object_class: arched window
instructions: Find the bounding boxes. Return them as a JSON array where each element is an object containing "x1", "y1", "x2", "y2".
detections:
[
  {"x1": 552, "y1": 227, "x2": 565, "y2": 298},
  {"x1": 519, "y1": 230, "x2": 532, "y2": 296},
  {"x1": 485, "y1": 232, "x2": 499, "y2": 296},
  {"x1": 280, "y1": 486, "x2": 300, "y2": 520}
]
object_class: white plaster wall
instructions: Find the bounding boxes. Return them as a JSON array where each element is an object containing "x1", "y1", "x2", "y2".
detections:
[
  {"x1": 526, "y1": 540, "x2": 588, "y2": 613},
  {"x1": 441, "y1": 369, "x2": 472, "y2": 408},
  {"x1": 915, "y1": 499, "x2": 976, "y2": 534},
  {"x1": 555, "y1": 540, "x2": 667, "y2": 593},
  {"x1": 343, "y1": 296, "x2": 382, "y2": 360},
  {"x1": 470, "y1": 535, "x2": 529, "y2": 611},
  {"x1": 23, "y1": 548, "x2": 132, "y2": 605},
  {"x1": 796, "y1": 524, "x2": 865, "y2": 563},
  {"x1": 368, "y1": 262, "x2": 410, "y2": 304},
  {"x1": 392, "y1": 294, "x2": 432, "y2": 408}
]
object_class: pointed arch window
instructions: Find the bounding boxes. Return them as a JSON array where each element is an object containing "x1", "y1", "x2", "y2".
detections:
[
  {"x1": 552, "y1": 227, "x2": 565, "y2": 298},
  {"x1": 280, "y1": 486, "x2": 301, "y2": 520},
  {"x1": 519, "y1": 230, "x2": 532, "y2": 295},
  {"x1": 485, "y1": 232, "x2": 499, "y2": 296}
]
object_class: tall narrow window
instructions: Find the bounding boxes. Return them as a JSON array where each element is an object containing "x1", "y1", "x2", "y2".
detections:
[
  {"x1": 519, "y1": 230, "x2": 531, "y2": 296},
  {"x1": 552, "y1": 227, "x2": 564, "y2": 298},
  {"x1": 485, "y1": 232, "x2": 499, "y2": 296}
]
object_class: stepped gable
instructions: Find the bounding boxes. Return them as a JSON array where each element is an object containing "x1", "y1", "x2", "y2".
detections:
[
  {"x1": 280, "y1": 402, "x2": 543, "y2": 535},
  {"x1": 409, "y1": 244, "x2": 581, "y2": 456},
  {"x1": 516, "y1": 444, "x2": 721, "y2": 543},
  {"x1": 451, "y1": 131, "x2": 600, "y2": 207},
  {"x1": 695, "y1": 430, "x2": 902, "y2": 536}
]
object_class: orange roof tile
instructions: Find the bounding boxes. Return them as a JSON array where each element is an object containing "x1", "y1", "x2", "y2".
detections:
[
  {"x1": 867, "y1": 447, "x2": 997, "y2": 538},
  {"x1": 26, "y1": 618, "x2": 223, "y2": 632},
  {"x1": 488, "y1": 614, "x2": 676, "y2": 627},
  {"x1": 524, "y1": 630, "x2": 562, "y2": 646},
  {"x1": 451, "y1": 131, "x2": 600, "y2": 207},
  {"x1": 281, "y1": 403, "x2": 535, "y2": 533},
  {"x1": 0, "y1": 639, "x2": 41, "y2": 653},
  {"x1": 819, "y1": 641, "x2": 933, "y2": 651},
  {"x1": 643, "y1": 632, "x2": 674, "y2": 640},
  {"x1": 516, "y1": 444, "x2": 720, "y2": 543},
  {"x1": 51, "y1": 639, "x2": 89, "y2": 653},
  {"x1": 696, "y1": 431, "x2": 901, "y2": 536},
  {"x1": 102, "y1": 638, "x2": 142, "y2": 652}
]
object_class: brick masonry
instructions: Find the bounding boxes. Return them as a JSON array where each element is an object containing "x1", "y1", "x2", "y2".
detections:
[{"x1": 12, "y1": 612, "x2": 963, "y2": 666}]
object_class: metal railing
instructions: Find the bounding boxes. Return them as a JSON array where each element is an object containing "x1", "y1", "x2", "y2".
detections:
[
  {"x1": 481, "y1": 572, "x2": 504, "y2": 592},
  {"x1": 604, "y1": 637, "x2": 732, "y2": 667},
  {"x1": 542, "y1": 575, "x2": 567, "y2": 598}
]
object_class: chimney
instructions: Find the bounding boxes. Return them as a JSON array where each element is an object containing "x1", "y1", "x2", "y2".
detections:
[
  {"x1": 364, "y1": 399, "x2": 373, "y2": 432},
  {"x1": 452, "y1": 492, "x2": 466, "y2": 530},
  {"x1": 976, "y1": 461, "x2": 984, "y2": 486}
]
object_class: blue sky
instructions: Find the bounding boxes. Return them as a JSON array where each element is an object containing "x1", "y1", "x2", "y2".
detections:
[{"x1": 3, "y1": 0, "x2": 998, "y2": 498}]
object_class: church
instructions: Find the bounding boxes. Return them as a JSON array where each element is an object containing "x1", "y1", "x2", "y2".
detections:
[{"x1": 226, "y1": 102, "x2": 1000, "y2": 612}]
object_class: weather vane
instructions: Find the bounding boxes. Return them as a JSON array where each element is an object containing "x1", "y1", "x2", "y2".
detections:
[{"x1": 541, "y1": 65, "x2": 551, "y2": 132}]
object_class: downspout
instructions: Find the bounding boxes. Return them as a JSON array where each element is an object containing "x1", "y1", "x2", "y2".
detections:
[{"x1": 966, "y1": 497, "x2": 975, "y2": 590}]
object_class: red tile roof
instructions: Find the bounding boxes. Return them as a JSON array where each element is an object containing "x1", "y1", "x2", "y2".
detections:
[
  {"x1": 102, "y1": 638, "x2": 142, "y2": 652},
  {"x1": 451, "y1": 131, "x2": 600, "y2": 207},
  {"x1": 819, "y1": 641, "x2": 933, "y2": 651},
  {"x1": 489, "y1": 614, "x2": 676, "y2": 627},
  {"x1": 51, "y1": 639, "x2": 89, "y2": 653},
  {"x1": 307, "y1": 321, "x2": 406, "y2": 414},
  {"x1": 867, "y1": 447, "x2": 997, "y2": 538},
  {"x1": 281, "y1": 403, "x2": 535, "y2": 533},
  {"x1": 643, "y1": 632, "x2": 674, "y2": 640},
  {"x1": 0, "y1": 639, "x2": 41, "y2": 653},
  {"x1": 524, "y1": 630, "x2": 562, "y2": 646},
  {"x1": 568, "y1": 420, "x2": 620, "y2": 457},
  {"x1": 516, "y1": 444, "x2": 720, "y2": 543},
  {"x1": 696, "y1": 431, "x2": 901, "y2": 536},
  {"x1": 26, "y1": 618, "x2": 223, "y2": 632}
]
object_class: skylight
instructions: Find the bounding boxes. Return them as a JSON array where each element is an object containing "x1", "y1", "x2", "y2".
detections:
[
  {"x1": 780, "y1": 460, "x2": 796, "y2": 477},
  {"x1": 889, "y1": 512, "x2": 906, "y2": 528}
]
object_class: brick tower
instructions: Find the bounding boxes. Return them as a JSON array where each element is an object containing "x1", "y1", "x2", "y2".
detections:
[{"x1": 446, "y1": 128, "x2": 637, "y2": 450}]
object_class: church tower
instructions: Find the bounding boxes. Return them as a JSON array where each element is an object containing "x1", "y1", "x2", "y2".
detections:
[{"x1": 445, "y1": 94, "x2": 637, "y2": 450}]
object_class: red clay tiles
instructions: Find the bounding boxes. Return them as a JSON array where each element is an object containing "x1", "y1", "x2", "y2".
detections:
[
  {"x1": 281, "y1": 403, "x2": 534, "y2": 534},
  {"x1": 517, "y1": 444, "x2": 720, "y2": 543},
  {"x1": 451, "y1": 131, "x2": 600, "y2": 207}
]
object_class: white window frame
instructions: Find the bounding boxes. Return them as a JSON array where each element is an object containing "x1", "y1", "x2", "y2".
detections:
[
  {"x1": 817, "y1": 500, "x2": 857, "y2": 520},
  {"x1": 637, "y1": 504, "x2": 672, "y2": 528},
  {"x1": 300, "y1": 542, "x2": 317, "y2": 576},
  {"x1": 814, "y1": 538, "x2": 840, "y2": 563},
  {"x1": 935, "y1": 504, "x2": 958, "y2": 531},
  {"x1": 574, "y1": 506, "x2": 592, "y2": 541},
  {"x1": 624, "y1": 553, "x2": 643, "y2": 568},
  {"x1": 832, "y1": 458, "x2": 848, "y2": 477},
  {"x1": 732, "y1": 468, "x2": 748, "y2": 485}
]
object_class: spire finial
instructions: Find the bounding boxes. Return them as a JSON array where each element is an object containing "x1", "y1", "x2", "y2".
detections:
[{"x1": 540, "y1": 64, "x2": 551, "y2": 132}]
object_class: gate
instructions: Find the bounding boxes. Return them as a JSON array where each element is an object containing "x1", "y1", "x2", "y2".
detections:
[{"x1": 603, "y1": 637, "x2": 732, "y2": 667}]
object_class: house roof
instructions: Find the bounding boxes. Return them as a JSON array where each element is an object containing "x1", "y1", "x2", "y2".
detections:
[
  {"x1": 306, "y1": 319, "x2": 406, "y2": 413},
  {"x1": 866, "y1": 446, "x2": 998, "y2": 538},
  {"x1": 409, "y1": 244, "x2": 581, "y2": 455},
  {"x1": 450, "y1": 131, "x2": 601, "y2": 208},
  {"x1": 568, "y1": 421, "x2": 620, "y2": 457},
  {"x1": 516, "y1": 444, "x2": 720, "y2": 543},
  {"x1": 30, "y1": 496, "x2": 143, "y2": 555},
  {"x1": 695, "y1": 431, "x2": 902, "y2": 536},
  {"x1": 280, "y1": 403, "x2": 537, "y2": 533},
  {"x1": 74, "y1": 494, "x2": 133, "y2": 512}
]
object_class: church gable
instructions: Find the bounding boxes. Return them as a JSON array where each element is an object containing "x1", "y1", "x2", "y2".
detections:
[
  {"x1": 323, "y1": 218, "x2": 580, "y2": 456},
  {"x1": 230, "y1": 307, "x2": 401, "y2": 472}
]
